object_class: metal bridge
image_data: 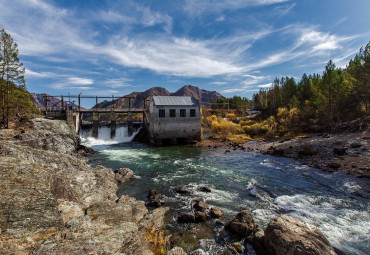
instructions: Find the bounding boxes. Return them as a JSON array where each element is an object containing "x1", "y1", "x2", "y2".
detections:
[{"x1": 42, "y1": 95, "x2": 148, "y2": 138}]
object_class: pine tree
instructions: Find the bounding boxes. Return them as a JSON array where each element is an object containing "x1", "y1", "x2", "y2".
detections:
[{"x1": 0, "y1": 27, "x2": 30, "y2": 128}]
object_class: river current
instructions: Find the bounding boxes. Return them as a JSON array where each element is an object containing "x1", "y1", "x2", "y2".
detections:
[{"x1": 81, "y1": 125, "x2": 369, "y2": 255}]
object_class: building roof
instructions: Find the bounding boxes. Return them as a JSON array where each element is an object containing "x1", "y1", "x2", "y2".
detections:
[{"x1": 152, "y1": 96, "x2": 199, "y2": 106}]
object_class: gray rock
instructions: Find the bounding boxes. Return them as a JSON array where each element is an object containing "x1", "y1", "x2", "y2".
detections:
[
  {"x1": 210, "y1": 207, "x2": 224, "y2": 218},
  {"x1": 193, "y1": 199, "x2": 209, "y2": 212},
  {"x1": 0, "y1": 118, "x2": 165, "y2": 254},
  {"x1": 174, "y1": 185, "x2": 191, "y2": 194},
  {"x1": 114, "y1": 167, "x2": 134, "y2": 183},
  {"x1": 198, "y1": 186, "x2": 211, "y2": 192},
  {"x1": 167, "y1": 246, "x2": 187, "y2": 255},
  {"x1": 264, "y1": 215, "x2": 336, "y2": 255},
  {"x1": 178, "y1": 213, "x2": 196, "y2": 223},
  {"x1": 195, "y1": 211, "x2": 209, "y2": 222},
  {"x1": 333, "y1": 148, "x2": 347, "y2": 156},
  {"x1": 225, "y1": 209, "x2": 256, "y2": 237}
]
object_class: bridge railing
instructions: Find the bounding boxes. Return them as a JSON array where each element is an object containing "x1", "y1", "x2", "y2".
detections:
[{"x1": 43, "y1": 95, "x2": 150, "y2": 113}]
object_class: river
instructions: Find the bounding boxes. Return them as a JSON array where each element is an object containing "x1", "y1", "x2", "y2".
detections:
[{"x1": 81, "y1": 125, "x2": 370, "y2": 255}]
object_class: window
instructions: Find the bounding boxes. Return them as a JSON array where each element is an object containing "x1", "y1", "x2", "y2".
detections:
[
  {"x1": 159, "y1": 109, "x2": 165, "y2": 118},
  {"x1": 180, "y1": 109, "x2": 186, "y2": 117},
  {"x1": 190, "y1": 109, "x2": 196, "y2": 117},
  {"x1": 170, "y1": 109, "x2": 176, "y2": 117}
]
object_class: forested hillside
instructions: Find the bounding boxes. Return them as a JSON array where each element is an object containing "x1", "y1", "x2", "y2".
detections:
[{"x1": 251, "y1": 42, "x2": 369, "y2": 129}]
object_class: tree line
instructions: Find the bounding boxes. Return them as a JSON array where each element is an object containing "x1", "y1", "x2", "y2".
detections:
[
  {"x1": 253, "y1": 42, "x2": 369, "y2": 130},
  {"x1": 0, "y1": 27, "x2": 35, "y2": 128},
  {"x1": 212, "y1": 42, "x2": 369, "y2": 131}
]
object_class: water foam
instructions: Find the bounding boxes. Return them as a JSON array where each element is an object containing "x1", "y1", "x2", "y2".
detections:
[
  {"x1": 80, "y1": 126, "x2": 140, "y2": 150},
  {"x1": 274, "y1": 194, "x2": 370, "y2": 255}
]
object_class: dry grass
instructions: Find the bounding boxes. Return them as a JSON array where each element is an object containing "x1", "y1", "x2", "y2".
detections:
[{"x1": 144, "y1": 227, "x2": 171, "y2": 255}]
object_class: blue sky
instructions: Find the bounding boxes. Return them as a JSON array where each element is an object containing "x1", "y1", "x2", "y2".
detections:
[{"x1": 1, "y1": 0, "x2": 369, "y2": 105}]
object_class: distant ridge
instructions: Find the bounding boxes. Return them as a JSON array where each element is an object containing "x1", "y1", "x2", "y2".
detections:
[
  {"x1": 31, "y1": 85, "x2": 224, "y2": 110},
  {"x1": 30, "y1": 93, "x2": 85, "y2": 110},
  {"x1": 93, "y1": 85, "x2": 224, "y2": 109}
]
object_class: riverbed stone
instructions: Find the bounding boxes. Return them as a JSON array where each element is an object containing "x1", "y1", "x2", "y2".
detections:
[
  {"x1": 114, "y1": 167, "x2": 134, "y2": 183},
  {"x1": 264, "y1": 215, "x2": 336, "y2": 255},
  {"x1": 167, "y1": 246, "x2": 187, "y2": 255},
  {"x1": 147, "y1": 189, "x2": 165, "y2": 207},
  {"x1": 178, "y1": 213, "x2": 196, "y2": 223},
  {"x1": 193, "y1": 200, "x2": 209, "y2": 212},
  {"x1": 210, "y1": 207, "x2": 224, "y2": 218},
  {"x1": 174, "y1": 185, "x2": 191, "y2": 194},
  {"x1": 198, "y1": 186, "x2": 211, "y2": 192},
  {"x1": 225, "y1": 209, "x2": 256, "y2": 237},
  {"x1": 194, "y1": 211, "x2": 209, "y2": 222}
]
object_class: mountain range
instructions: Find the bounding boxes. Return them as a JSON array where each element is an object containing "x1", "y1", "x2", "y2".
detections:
[
  {"x1": 96, "y1": 85, "x2": 223, "y2": 109},
  {"x1": 31, "y1": 85, "x2": 224, "y2": 110}
]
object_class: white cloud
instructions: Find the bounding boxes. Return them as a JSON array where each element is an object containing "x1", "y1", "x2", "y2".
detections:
[
  {"x1": 103, "y1": 36, "x2": 244, "y2": 77},
  {"x1": 216, "y1": 15, "x2": 225, "y2": 22},
  {"x1": 184, "y1": 0, "x2": 289, "y2": 15},
  {"x1": 25, "y1": 69, "x2": 56, "y2": 78},
  {"x1": 104, "y1": 78, "x2": 133, "y2": 88},
  {"x1": 67, "y1": 77, "x2": 94, "y2": 85},
  {"x1": 258, "y1": 83, "x2": 273, "y2": 88},
  {"x1": 274, "y1": 3, "x2": 296, "y2": 17}
]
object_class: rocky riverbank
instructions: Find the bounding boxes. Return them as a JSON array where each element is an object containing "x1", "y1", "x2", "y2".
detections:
[
  {"x1": 0, "y1": 118, "x2": 168, "y2": 254},
  {"x1": 197, "y1": 117, "x2": 370, "y2": 178}
]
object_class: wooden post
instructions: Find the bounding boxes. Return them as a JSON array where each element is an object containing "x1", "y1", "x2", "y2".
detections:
[
  {"x1": 78, "y1": 94, "x2": 81, "y2": 112},
  {"x1": 61, "y1": 96, "x2": 64, "y2": 110},
  {"x1": 128, "y1": 98, "x2": 131, "y2": 109},
  {"x1": 92, "y1": 111, "x2": 99, "y2": 138},
  {"x1": 45, "y1": 95, "x2": 48, "y2": 113}
]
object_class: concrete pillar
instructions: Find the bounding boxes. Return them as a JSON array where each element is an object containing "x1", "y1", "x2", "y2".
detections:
[
  {"x1": 76, "y1": 112, "x2": 82, "y2": 134},
  {"x1": 127, "y1": 112, "x2": 133, "y2": 137},
  {"x1": 92, "y1": 112, "x2": 99, "y2": 138},
  {"x1": 111, "y1": 112, "x2": 116, "y2": 139}
]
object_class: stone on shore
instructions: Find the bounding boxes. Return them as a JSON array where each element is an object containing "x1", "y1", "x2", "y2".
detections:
[
  {"x1": 224, "y1": 209, "x2": 256, "y2": 237},
  {"x1": 210, "y1": 207, "x2": 224, "y2": 218},
  {"x1": 114, "y1": 167, "x2": 134, "y2": 183},
  {"x1": 0, "y1": 118, "x2": 167, "y2": 254},
  {"x1": 264, "y1": 215, "x2": 336, "y2": 255},
  {"x1": 167, "y1": 246, "x2": 187, "y2": 255}
]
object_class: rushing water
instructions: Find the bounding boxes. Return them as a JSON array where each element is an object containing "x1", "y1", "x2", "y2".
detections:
[{"x1": 81, "y1": 126, "x2": 370, "y2": 255}]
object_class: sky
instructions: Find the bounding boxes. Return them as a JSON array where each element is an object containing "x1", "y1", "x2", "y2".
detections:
[{"x1": 1, "y1": 0, "x2": 369, "y2": 106}]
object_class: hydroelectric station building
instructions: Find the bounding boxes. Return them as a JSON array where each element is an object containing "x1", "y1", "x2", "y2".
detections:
[{"x1": 146, "y1": 96, "x2": 201, "y2": 145}]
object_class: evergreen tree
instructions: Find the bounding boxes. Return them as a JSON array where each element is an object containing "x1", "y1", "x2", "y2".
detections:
[{"x1": 0, "y1": 27, "x2": 32, "y2": 128}]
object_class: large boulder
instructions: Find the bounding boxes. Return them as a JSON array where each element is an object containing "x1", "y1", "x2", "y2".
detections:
[
  {"x1": 174, "y1": 185, "x2": 191, "y2": 194},
  {"x1": 193, "y1": 199, "x2": 209, "y2": 212},
  {"x1": 146, "y1": 189, "x2": 165, "y2": 207},
  {"x1": 178, "y1": 213, "x2": 196, "y2": 223},
  {"x1": 114, "y1": 168, "x2": 134, "y2": 183},
  {"x1": 264, "y1": 215, "x2": 336, "y2": 255},
  {"x1": 210, "y1": 207, "x2": 224, "y2": 218},
  {"x1": 224, "y1": 209, "x2": 256, "y2": 237}
]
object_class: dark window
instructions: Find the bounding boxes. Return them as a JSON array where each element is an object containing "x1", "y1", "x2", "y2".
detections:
[
  {"x1": 159, "y1": 109, "x2": 165, "y2": 118},
  {"x1": 190, "y1": 109, "x2": 196, "y2": 117},
  {"x1": 180, "y1": 109, "x2": 186, "y2": 117},
  {"x1": 170, "y1": 109, "x2": 176, "y2": 117}
]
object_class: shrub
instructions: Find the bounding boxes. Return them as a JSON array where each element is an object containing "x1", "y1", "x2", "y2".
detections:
[
  {"x1": 239, "y1": 119, "x2": 255, "y2": 126},
  {"x1": 225, "y1": 113, "x2": 237, "y2": 119},
  {"x1": 243, "y1": 122, "x2": 268, "y2": 136},
  {"x1": 144, "y1": 227, "x2": 170, "y2": 255},
  {"x1": 205, "y1": 114, "x2": 218, "y2": 126},
  {"x1": 211, "y1": 118, "x2": 244, "y2": 136}
]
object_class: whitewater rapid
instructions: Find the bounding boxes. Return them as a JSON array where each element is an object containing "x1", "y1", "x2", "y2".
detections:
[{"x1": 80, "y1": 126, "x2": 370, "y2": 255}]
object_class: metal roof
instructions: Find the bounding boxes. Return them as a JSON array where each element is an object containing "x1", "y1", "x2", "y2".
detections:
[{"x1": 152, "y1": 96, "x2": 199, "y2": 106}]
